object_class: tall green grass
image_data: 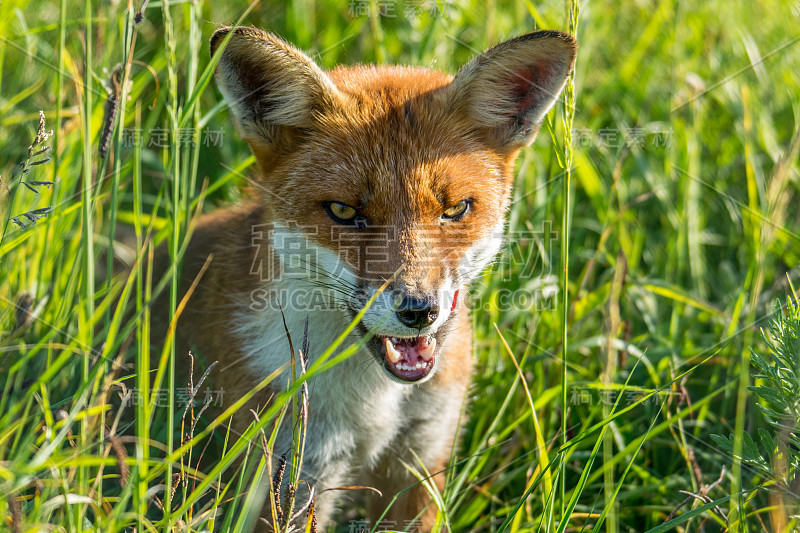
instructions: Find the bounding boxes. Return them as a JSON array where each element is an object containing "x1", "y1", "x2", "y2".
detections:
[{"x1": 1, "y1": 0, "x2": 799, "y2": 531}]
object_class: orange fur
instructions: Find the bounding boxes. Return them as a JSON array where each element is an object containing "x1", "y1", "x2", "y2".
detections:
[{"x1": 153, "y1": 26, "x2": 576, "y2": 530}]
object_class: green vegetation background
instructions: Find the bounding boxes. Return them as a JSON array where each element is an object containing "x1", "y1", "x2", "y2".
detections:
[{"x1": 1, "y1": 0, "x2": 799, "y2": 531}]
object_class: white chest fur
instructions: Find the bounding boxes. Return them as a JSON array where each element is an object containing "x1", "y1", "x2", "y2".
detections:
[{"x1": 232, "y1": 290, "x2": 412, "y2": 478}]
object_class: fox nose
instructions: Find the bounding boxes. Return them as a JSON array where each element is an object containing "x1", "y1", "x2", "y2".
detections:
[{"x1": 395, "y1": 296, "x2": 439, "y2": 329}]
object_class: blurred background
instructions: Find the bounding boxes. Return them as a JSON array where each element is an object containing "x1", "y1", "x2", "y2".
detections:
[{"x1": 1, "y1": 0, "x2": 799, "y2": 531}]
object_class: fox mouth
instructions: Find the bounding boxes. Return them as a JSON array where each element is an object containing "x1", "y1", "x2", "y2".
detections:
[
  {"x1": 378, "y1": 334, "x2": 437, "y2": 382},
  {"x1": 353, "y1": 288, "x2": 459, "y2": 384}
]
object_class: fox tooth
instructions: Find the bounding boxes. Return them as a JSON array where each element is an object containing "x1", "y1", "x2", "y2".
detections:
[
  {"x1": 419, "y1": 338, "x2": 436, "y2": 361},
  {"x1": 385, "y1": 338, "x2": 401, "y2": 364}
]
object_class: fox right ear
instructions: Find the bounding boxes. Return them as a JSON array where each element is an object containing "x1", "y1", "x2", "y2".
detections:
[
  {"x1": 210, "y1": 27, "x2": 343, "y2": 149},
  {"x1": 449, "y1": 31, "x2": 577, "y2": 153}
]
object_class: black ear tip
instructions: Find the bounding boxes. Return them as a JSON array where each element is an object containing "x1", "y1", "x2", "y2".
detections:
[
  {"x1": 531, "y1": 30, "x2": 578, "y2": 64},
  {"x1": 515, "y1": 30, "x2": 577, "y2": 56},
  {"x1": 210, "y1": 27, "x2": 232, "y2": 56},
  {"x1": 210, "y1": 26, "x2": 272, "y2": 56},
  {"x1": 559, "y1": 31, "x2": 578, "y2": 55},
  {"x1": 534, "y1": 30, "x2": 577, "y2": 50}
]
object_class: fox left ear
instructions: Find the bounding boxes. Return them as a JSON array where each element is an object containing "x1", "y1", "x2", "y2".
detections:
[
  {"x1": 449, "y1": 31, "x2": 577, "y2": 152},
  {"x1": 209, "y1": 26, "x2": 344, "y2": 153}
]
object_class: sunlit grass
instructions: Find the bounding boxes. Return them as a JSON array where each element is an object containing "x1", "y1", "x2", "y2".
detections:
[{"x1": 1, "y1": 0, "x2": 800, "y2": 531}]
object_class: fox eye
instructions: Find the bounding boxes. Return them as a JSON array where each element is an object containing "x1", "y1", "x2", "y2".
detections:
[
  {"x1": 442, "y1": 200, "x2": 470, "y2": 221},
  {"x1": 324, "y1": 201, "x2": 366, "y2": 226}
]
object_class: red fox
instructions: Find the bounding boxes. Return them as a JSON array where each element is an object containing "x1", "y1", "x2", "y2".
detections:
[{"x1": 161, "y1": 26, "x2": 575, "y2": 530}]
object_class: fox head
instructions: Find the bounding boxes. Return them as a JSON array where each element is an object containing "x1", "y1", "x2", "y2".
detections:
[{"x1": 211, "y1": 27, "x2": 576, "y2": 385}]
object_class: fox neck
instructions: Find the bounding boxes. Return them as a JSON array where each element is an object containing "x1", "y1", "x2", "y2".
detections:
[{"x1": 231, "y1": 260, "x2": 414, "y2": 466}]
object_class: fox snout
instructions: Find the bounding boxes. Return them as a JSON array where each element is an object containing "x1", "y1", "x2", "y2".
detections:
[
  {"x1": 361, "y1": 287, "x2": 450, "y2": 332},
  {"x1": 395, "y1": 294, "x2": 439, "y2": 329},
  {"x1": 353, "y1": 285, "x2": 451, "y2": 332}
]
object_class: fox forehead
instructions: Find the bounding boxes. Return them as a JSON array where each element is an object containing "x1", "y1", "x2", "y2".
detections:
[{"x1": 267, "y1": 65, "x2": 511, "y2": 229}]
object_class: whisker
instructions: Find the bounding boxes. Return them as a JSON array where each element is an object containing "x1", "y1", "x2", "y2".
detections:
[{"x1": 293, "y1": 258, "x2": 360, "y2": 290}]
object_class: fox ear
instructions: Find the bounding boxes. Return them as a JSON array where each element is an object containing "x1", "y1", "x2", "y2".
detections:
[
  {"x1": 210, "y1": 27, "x2": 342, "y2": 148},
  {"x1": 449, "y1": 31, "x2": 577, "y2": 151}
]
